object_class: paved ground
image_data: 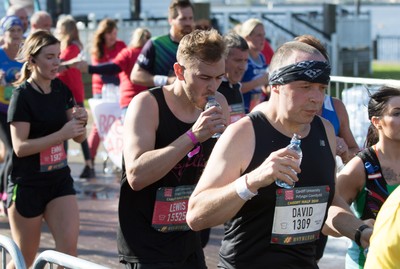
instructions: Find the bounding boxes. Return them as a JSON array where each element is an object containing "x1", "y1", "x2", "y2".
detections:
[{"x1": 0, "y1": 140, "x2": 349, "y2": 268}]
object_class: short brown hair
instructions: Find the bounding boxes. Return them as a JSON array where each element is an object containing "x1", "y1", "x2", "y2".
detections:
[
  {"x1": 294, "y1": 34, "x2": 329, "y2": 61},
  {"x1": 269, "y1": 41, "x2": 322, "y2": 73},
  {"x1": 177, "y1": 29, "x2": 227, "y2": 69},
  {"x1": 169, "y1": 0, "x2": 193, "y2": 20}
]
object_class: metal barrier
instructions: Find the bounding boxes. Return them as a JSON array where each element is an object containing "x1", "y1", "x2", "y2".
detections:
[
  {"x1": 0, "y1": 235, "x2": 26, "y2": 269},
  {"x1": 32, "y1": 250, "x2": 111, "y2": 269},
  {"x1": 375, "y1": 35, "x2": 400, "y2": 62},
  {"x1": 328, "y1": 75, "x2": 400, "y2": 98},
  {"x1": 329, "y1": 76, "x2": 400, "y2": 147}
]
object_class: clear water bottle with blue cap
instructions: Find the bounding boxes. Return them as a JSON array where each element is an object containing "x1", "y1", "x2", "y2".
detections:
[
  {"x1": 275, "y1": 133, "x2": 302, "y2": 189},
  {"x1": 205, "y1": 95, "x2": 222, "y2": 138}
]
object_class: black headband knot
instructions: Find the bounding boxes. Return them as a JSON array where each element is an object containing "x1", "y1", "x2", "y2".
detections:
[{"x1": 269, "y1": 60, "x2": 331, "y2": 85}]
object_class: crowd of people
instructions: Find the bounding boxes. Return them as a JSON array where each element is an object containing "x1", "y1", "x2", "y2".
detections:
[{"x1": 0, "y1": 0, "x2": 399, "y2": 268}]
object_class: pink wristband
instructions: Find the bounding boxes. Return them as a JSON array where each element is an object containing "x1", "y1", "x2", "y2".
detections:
[
  {"x1": 186, "y1": 130, "x2": 200, "y2": 158},
  {"x1": 186, "y1": 130, "x2": 199, "y2": 145}
]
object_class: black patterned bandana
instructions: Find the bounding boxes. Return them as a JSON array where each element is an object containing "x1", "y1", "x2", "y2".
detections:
[{"x1": 269, "y1": 61, "x2": 331, "y2": 85}]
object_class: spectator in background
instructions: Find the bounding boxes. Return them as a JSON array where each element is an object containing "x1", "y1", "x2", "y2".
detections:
[
  {"x1": 88, "y1": 18, "x2": 126, "y2": 166},
  {"x1": 261, "y1": 37, "x2": 274, "y2": 65},
  {"x1": 130, "y1": 0, "x2": 194, "y2": 88},
  {"x1": 0, "y1": 15, "x2": 24, "y2": 216},
  {"x1": 218, "y1": 31, "x2": 248, "y2": 124},
  {"x1": 0, "y1": 5, "x2": 28, "y2": 46},
  {"x1": 55, "y1": 15, "x2": 95, "y2": 178},
  {"x1": 195, "y1": 18, "x2": 212, "y2": 30},
  {"x1": 259, "y1": 38, "x2": 274, "y2": 101},
  {"x1": 30, "y1": 10, "x2": 52, "y2": 32},
  {"x1": 5, "y1": 0, "x2": 34, "y2": 15},
  {"x1": 329, "y1": 86, "x2": 400, "y2": 269},
  {"x1": 238, "y1": 18, "x2": 269, "y2": 113},
  {"x1": 75, "y1": 27, "x2": 151, "y2": 120},
  {"x1": 6, "y1": 5, "x2": 29, "y2": 34}
]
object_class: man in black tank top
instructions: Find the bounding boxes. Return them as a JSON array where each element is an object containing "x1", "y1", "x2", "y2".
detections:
[
  {"x1": 118, "y1": 29, "x2": 230, "y2": 268},
  {"x1": 217, "y1": 32, "x2": 248, "y2": 124},
  {"x1": 187, "y1": 40, "x2": 372, "y2": 269}
]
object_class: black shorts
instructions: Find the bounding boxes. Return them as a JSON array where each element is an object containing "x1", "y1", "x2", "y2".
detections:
[
  {"x1": 6, "y1": 175, "x2": 76, "y2": 218},
  {"x1": 121, "y1": 248, "x2": 207, "y2": 269}
]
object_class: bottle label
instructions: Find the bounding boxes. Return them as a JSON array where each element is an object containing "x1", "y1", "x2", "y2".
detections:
[
  {"x1": 151, "y1": 185, "x2": 195, "y2": 233},
  {"x1": 270, "y1": 185, "x2": 330, "y2": 245}
]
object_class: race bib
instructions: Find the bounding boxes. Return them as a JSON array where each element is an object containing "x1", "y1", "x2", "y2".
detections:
[
  {"x1": 152, "y1": 185, "x2": 195, "y2": 233},
  {"x1": 39, "y1": 144, "x2": 67, "y2": 172},
  {"x1": 249, "y1": 91, "x2": 263, "y2": 112},
  {"x1": 271, "y1": 185, "x2": 330, "y2": 245},
  {"x1": 229, "y1": 103, "x2": 245, "y2": 123}
]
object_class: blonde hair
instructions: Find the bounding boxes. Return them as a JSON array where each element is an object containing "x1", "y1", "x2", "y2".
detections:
[
  {"x1": 240, "y1": 18, "x2": 263, "y2": 38},
  {"x1": 177, "y1": 29, "x2": 227, "y2": 69},
  {"x1": 14, "y1": 30, "x2": 59, "y2": 86},
  {"x1": 129, "y1": 27, "x2": 151, "y2": 48},
  {"x1": 56, "y1": 15, "x2": 82, "y2": 51}
]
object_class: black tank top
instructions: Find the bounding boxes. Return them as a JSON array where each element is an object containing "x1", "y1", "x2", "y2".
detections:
[
  {"x1": 219, "y1": 111, "x2": 336, "y2": 269},
  {"x1": 218, "y1": 81, "x2": 243, "y2": 106},
  {"x1": 218, "y1": 81, "x2": 245, "y2": 123},
  {"x1": 355, "y1": 147, "x2": 391, "y2": 220},
  {"x1": 117, "y1": 87, "x2": 214, "y2": 265}
]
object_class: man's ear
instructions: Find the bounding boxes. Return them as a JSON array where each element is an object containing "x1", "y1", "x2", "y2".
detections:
[
  {"x1": 270, "y1": 84, "x2": 279, "y2": 94},
  {"x1": 174, "y1": 63, "x2": 185, "y2": 80}
]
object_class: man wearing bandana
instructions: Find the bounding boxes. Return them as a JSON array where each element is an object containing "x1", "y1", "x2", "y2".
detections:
[{"x1": 187, "y1": 41, "x2": 372, "y2": 268}]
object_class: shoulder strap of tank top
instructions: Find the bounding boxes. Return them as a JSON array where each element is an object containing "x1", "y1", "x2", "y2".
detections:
[
  {"x1": 148, "y1": 87, "x2": 167, "y2": 114},
  {"x1": 358, "y1": 147, "x2": 381, "y2": 177}
]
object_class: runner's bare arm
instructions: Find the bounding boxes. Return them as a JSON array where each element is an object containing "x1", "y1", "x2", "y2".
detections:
[
  {"x1": 187, "y1": 117, "x2": 301, "y2": 230},
  {"x1": 123, "y1": 91, "x2": 228, "y2": 191},
  {"x1": 130, "y1": 63, "x2": 156, "y2": 87},
  {"x1": 10, "y1": 117, "x2": 85, "y2": 158}
]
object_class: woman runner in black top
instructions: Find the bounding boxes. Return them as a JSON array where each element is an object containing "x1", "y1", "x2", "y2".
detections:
[{"x1": 6, "y1": 30, "x2": 87, "y2": 268}]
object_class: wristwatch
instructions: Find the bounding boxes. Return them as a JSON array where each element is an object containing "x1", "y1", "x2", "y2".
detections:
[{"x1": 355, "y1": 224, "x2": 370, "y2": 247}]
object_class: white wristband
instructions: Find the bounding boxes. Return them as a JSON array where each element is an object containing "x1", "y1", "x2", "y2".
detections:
[
  {"x1": 153, "y1": 75, "x2": 168, "y2": 86},
  {"x1": 235, "y1": 174, "x2": 258, "y2": 201}
]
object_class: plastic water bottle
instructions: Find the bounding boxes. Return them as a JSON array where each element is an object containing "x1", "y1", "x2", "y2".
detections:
[
  {"x1": 102, "y1": 84, "x2": 119, "y2": 102},
  {"x1": 204, "y1": 95, "x2": 222, "y2": 138},
  {"x1": 275, "y1": 133, "x2": 302, "y2": 189}
]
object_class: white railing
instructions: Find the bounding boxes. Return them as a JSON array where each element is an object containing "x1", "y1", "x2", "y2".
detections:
[
  {"x1": 0, "y1": 235, "x2": 26, "y2": 269},
  {"x1": 329, "y1": 76, "x2": 400, "y2": 147},
  {"x1": 32, "y1": 250, "x2": 111, "y2": 269}
]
